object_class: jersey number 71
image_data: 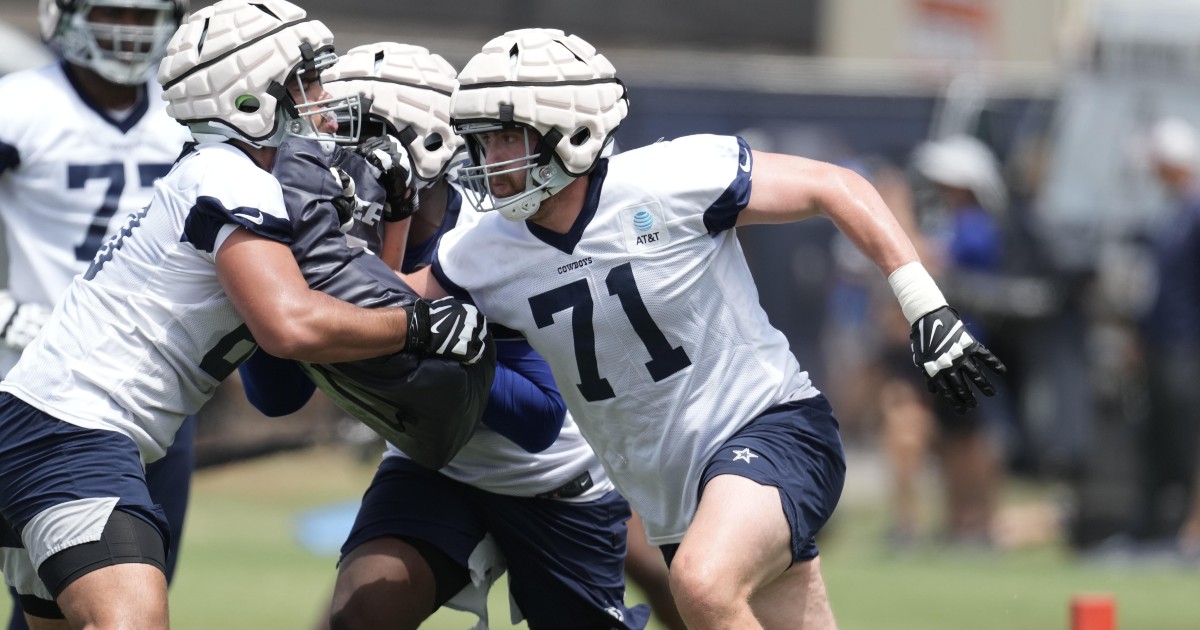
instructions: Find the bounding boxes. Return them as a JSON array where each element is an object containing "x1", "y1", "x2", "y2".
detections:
[{"x1": 528, "y1": 262, "x2": 691, "y2": 402}]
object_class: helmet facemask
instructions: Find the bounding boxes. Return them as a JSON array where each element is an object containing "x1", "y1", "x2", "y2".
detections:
[
  {"x1": 321, "y1": 42, "x2": 465, "y2": 189},
  {"x1": 272, "y1": 45, "x2": 363, "y2": 146},
  {"x1": 456, "y1": 121, "x2": 577, "y2": 222},
  {"x1": 449, "y1": 28, "x2": 629, "y2": 221},
  {"x1": 55, "y1": 0, "x2": 180, "y2": 85}
]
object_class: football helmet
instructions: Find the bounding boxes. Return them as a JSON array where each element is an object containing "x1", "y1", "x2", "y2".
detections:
[
  {"x1": 451, "y1": 28, "x2": 628, "y2": 221},
  {"x1": 158, "y1": 0, "x2": 361, "y2": 146},
  {"x1": 39, "y1": 0, "x2": 186, "y2": 85},
  {"x1": 322, "y1": 42, "x2": 463, "y2": 187}
]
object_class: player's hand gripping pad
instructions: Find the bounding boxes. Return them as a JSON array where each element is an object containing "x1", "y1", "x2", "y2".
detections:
[{"x1": 358, "y1": 135, "x2": 416, "y2": 221}]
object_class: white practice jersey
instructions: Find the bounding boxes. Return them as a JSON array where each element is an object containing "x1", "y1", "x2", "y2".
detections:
[
  {"x1": 434, "y1": 135, "x2": 820, "y2": 544},
  {"x1": 387, "y1": 182, "x2": 612, "y2": 501},
  {"x1": 0, "y1": 62, "x2": 190, "y2": 373},
  {"x1": 0, "y1": 143, "x2": 290, "y2": 462},
  {"x1": 385, "y1": 409, "x2": 611, "y2": 501}
]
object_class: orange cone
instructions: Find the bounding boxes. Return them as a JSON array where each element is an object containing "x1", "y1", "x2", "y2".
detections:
[{"x1": 1071, "y1": 593, "x2": 1116, "y2": 630}]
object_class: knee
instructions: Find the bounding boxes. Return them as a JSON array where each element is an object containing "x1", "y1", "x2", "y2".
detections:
[
  {"x1": 667, "y1": 550, "x2": 744, "y2": 619},
  {"x1": 329, "y1": 585, "x2": 426, "y2": 630},
  {"x1": 328, "y1": 604, "x2": 393, "y2": 630},
  {"x1": 327, "y1": 605, "x2": 360, "y2": 630}
]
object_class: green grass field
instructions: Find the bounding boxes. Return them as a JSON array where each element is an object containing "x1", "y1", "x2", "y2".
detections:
[{"x1": 3, "y1": 447, "x2": 1198, "y2": 628}]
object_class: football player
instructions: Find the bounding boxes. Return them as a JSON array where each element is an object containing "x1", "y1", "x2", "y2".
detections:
[
  {"x1": 0, "y1": 1, "x2": 192, "y2": 628},
  {"x1": 0, "y1": 1, "x2": 487, "y2": 627},
  {"x1": 403, "y1": 28, "x2": 1007, "y2": 629},
  {"x1": 241, "y1": 42, "x2": 649, "y2": 630}
]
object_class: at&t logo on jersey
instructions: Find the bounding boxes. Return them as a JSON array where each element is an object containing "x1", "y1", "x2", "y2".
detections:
[
  {"x1": 619, "y1": 203, "x2": 671, "y2": 252},
  {"x1": 633, "y1": 209, "x2": 654, "y2": 232}
]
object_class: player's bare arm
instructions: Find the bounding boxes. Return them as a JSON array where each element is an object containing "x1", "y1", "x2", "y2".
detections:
[
  {"x1": 398, "y1": 265, "x2": 449, "y2": 300},
  {"x1": 740, "y1": 149, "x2": 1004, "y2": 412},
  {"x1": 217, "y1": 227, "x2": 409, "y2": 362},
  {"x1": 738, "y1": 150, "x2": 918, "y2": 275}
]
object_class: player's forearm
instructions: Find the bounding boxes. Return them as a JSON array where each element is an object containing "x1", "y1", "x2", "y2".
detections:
[
  {"x1": 379, "y1": 218, "x2": 411, "y2": 271},
  {"x1": 817, "y1": 165, "x2": 921, "y2": 277},
  {"x1": 219, "y1": 228, "x2": 412, "y2": 362},
  {"x1": 251, "y1": 291, "x2": 410, "y2": 363},
  {"x1": 482, "y1": 339, "x2": 567, "y2": 452},
  {"x1": 743, "y1": 154, "x2": 922, "y2": 274}
]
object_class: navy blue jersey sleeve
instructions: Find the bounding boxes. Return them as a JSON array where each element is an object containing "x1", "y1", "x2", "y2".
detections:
[
  {"x1": 482, "y1": 338, "x2": 566, "y2": 453},
  {"x1": 238, "y1": 348, "x2": 316, "y2": 417},
  {"x1": 182, "y1": 195, "x2": 294, "y2": 253},
  {"x1": 702, "y1": 135, "x2": 753, "y2": 235},
  {"x1": 0, "y1": 139, "x2": 19, "y2": 175}
]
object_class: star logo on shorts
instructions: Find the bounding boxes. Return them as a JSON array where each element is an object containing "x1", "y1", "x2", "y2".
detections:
[{"x1": 732, "y1": 448, "x2": 758, "y2": 463}]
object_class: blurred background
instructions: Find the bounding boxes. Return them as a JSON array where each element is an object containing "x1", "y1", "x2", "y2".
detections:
[{"x1": 3, "y1": 0, "x2": 1200, "y2": 627}]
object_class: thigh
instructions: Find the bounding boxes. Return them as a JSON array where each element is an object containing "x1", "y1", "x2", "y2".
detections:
[
  {"x1": 340, "y1": 456, "x2": 483, "y2": 568},
  {"x1": 477, "y1": 490, "x2": 649, "y2": 630},
  {"x1": 665, "y1": 395, "x2": 846, "y2": 573},
  {"x1": 0, "y1": 394, "x2": 167, "y2": 598},
  {"x1": 335, "y1": 456, "x2": 479, "y2": 616},
  {"x1": 332, "y1": 537, "x2": 454, "y2": 630},
  {"x1": 698, "y1": 395, "x2": 845, "y2": 564}
]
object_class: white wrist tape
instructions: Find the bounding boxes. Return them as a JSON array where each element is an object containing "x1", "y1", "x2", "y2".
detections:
[{"x1": 888, "y1": 261, "x2": 948, "y2": 325}]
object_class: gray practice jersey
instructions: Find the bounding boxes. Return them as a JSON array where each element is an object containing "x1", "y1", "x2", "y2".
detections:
[{"x1": 270, "y1": 138, "x2": 494, "y2": 469}]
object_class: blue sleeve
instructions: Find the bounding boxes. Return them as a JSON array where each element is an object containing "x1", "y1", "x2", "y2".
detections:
[
  {"x1": 0, "y1": 139, "x2": 19, "y2": 175},
  {"x1": 238, "y1": 348, "x2": 316, "y2": 417},
  {"x1": 482, "y1": 338, "x2": 566, "y2": 452},
  {"x1": 702, "y1": 136, "x2": 753, "y2": 235}
]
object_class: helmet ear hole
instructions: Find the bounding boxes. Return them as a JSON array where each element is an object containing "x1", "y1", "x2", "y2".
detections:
[
  {"x1": 235, "y1": 95, "x2": 260, "y2": 113},
  {"x1": 424, "y1": 133, "x2": 444, "y2": 152},
  {"x1": 569, "y1": 127, "x2": 590, "y2": 147}
]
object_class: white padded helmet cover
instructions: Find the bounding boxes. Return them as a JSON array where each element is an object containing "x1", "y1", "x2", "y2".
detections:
[
  {"x1": 157, "y1": 0, "x2": 334, "y2": 143},
  {"x1": 323, "y1": 42, "x2": 463, "y2": 182},
  {"x1": 452, "y1": 28, "x2": 628, "y2": 176}
]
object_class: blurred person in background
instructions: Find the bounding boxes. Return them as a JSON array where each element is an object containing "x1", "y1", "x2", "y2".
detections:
[
  {"x1": 1133, "y1": 117, "x2": 1200, "y2": 558},
  {"x1": 405, "y1": 27, "x2": 1006, "y2": 629},
  {"x1": 876, "y1": 134, "x2": 1010, "y2": 548},
  {"x1": 0, "y1": 0, "x2": 194, "y2": 626},
  {"x1": 239, "y1": 42, "x2": 652, "y2": 630}
]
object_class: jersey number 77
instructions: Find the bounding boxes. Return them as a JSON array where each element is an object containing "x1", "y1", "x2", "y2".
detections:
[
  {"x1": 528, "y1": 262, "x2": 691, "y2": 402},
  {"x1": 69, "y1": 162, "x2": 172, "y2": 262}
]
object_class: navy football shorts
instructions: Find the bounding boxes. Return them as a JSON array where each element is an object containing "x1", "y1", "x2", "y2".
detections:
[
  {"x1": 342, "y1": 455, "x2": 650, "y2": 629},
  {"x1": 0, "y1": 392, "x2": 169, "y2": 600},
  {"x1": 662, "y1": 394, "x2": 846, "y2": 567}
]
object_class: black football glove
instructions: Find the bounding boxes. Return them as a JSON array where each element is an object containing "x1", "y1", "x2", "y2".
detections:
[
  {"x1": 909, "y1": 306, "x2": 1007, "y2": 414},
  {"x1": 404, "y1": 297, "x2": 488, "y2": 365},
  {"x1": 327, "y1": 166, "x2": 364, "y2": 234},
  {"x1": 357, "y1": 135, "x2": 417, "y2": 222}
]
